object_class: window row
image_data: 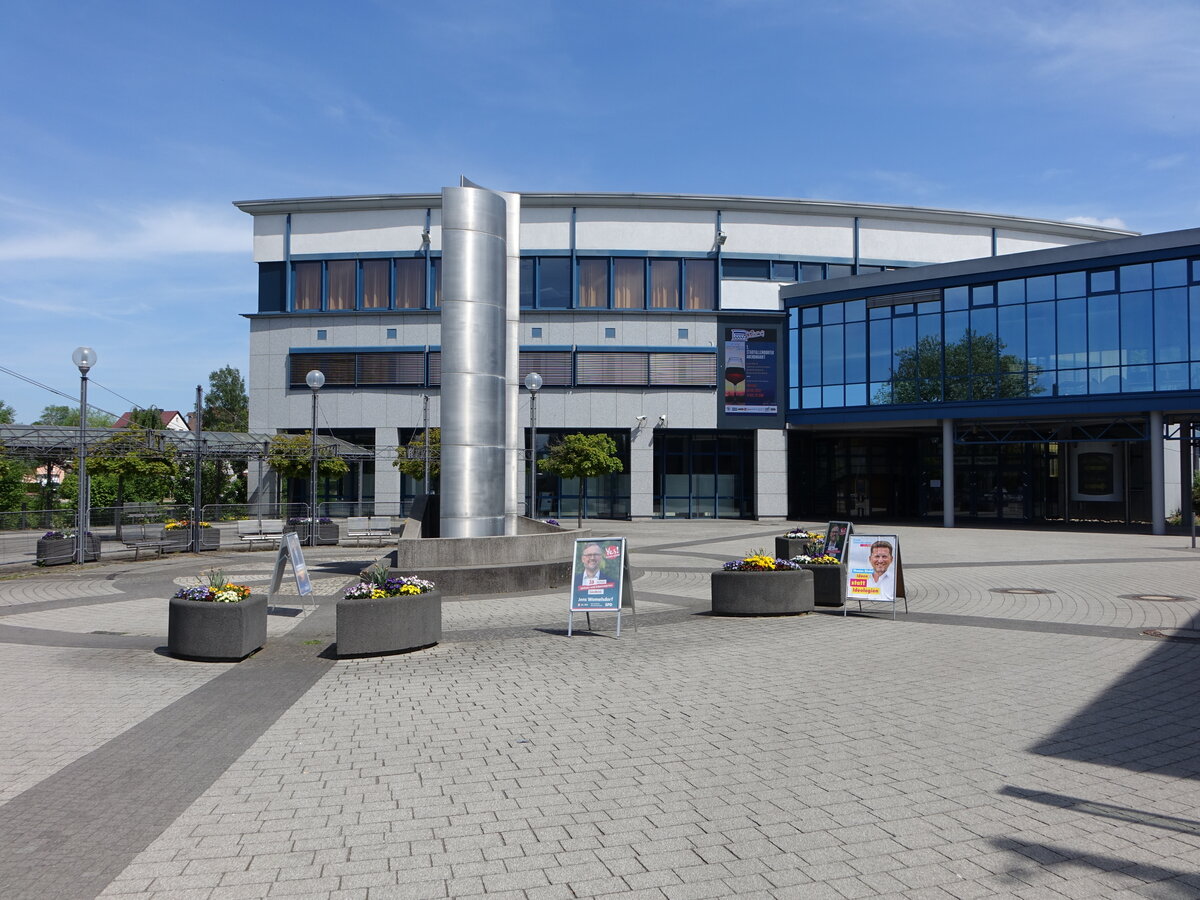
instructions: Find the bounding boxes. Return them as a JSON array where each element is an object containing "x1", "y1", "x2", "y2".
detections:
[
  {"x1": 722, "y1": 259, "x2": 899, "y2": 282},
  {"x1": 288, "y1": 254, "x2": 894, "y2": 313},
  {"x1": 796, "y1": 257, "x2": 1200, "y2": 327},
  {"x1": 792, "y1": 284, "x2": 1200, "y2": 409},
  {"x1": 793, "y1": 363, "x2": 1200, "y2": 410},
  {"x1": 289, "y1": 350, "x2": 717, "y2": 389}
]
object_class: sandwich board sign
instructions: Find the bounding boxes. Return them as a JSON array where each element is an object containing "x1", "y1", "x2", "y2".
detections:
[
  {"x1": 844, "y1": 533, "x2": 907, "y2": 618},
  {"x1": 268, "y1": 531, "x2": 314, "y2": 612},
  {"x1": 567, "y1": 537, "x2": 635, "y2": 637}
]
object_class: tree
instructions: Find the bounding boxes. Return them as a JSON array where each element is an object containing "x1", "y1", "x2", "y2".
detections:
[
  {"x1": 126, "y1": 406, "x2": 166, "y2": 429},
  {"x1": 266, "y1": 434, "x2": 350, "y2": 504},
  {"x1": 0, "y1": 443, "x2": 33, "y2": 511},
  {"x1": 537, "y1": 433, "x2": 624, "y2": 527},
  {"x1": 203, "y1": 366, "x2": 248, "y2": 432},
  {"x1": 878, "y1": 330, "x2": 1043, "y2": 405},
  {"x1": 392, "y1": 428, "x2": 440, "y2": 487},
  {"x1": 0, "y1": 400, "x2": 14, "y2": 424},
  {"x1": 88, "y1": 424, "x2": 181, "y2": 506},
  {"x1": 36, "y1": 405, "x2": 116, "y2": 427}
]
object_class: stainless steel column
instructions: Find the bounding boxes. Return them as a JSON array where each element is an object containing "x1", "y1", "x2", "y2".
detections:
[
  {"x1": 440, "y1": 184, "x2": 508, "y2": 537},
  {"x1": 501, "y1": 192, "x2": 522, "y2": 534}
]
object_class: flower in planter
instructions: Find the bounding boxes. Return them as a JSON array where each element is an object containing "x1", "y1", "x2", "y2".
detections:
[
  {"x1": 790, "y1": 554, "x2": 841, "y2": 565},
  {"x1": 783, "y1": 528, "x2": 824, "y2": 540},
  {"x1": 41, "y1": 530, "x2": 82, "y2": 540},
  {"x1": 722, "y1": 549, "x2": 803, "y2": 572},
  {"x1": 173, "y1": 569, "x2": 252, "y2": 603},
  {"x1": 344, "y1": 564, "x2": 435, "y2": 599},
  {"x1": 544, "y1": 518, "x2": 560, "y2": 527},
  {"x1": 165, "y1": 519, "x2": 212, "y2": 530}
]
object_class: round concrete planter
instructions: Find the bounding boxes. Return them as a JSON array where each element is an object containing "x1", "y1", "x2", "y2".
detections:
[
  {"x1": 711, "y1": 569, "x2": 815, "y2": 616},
  {"x1": 168, "y1": 594, "x2": 267, "y2": 661},
  {"x1": 798, "y1": 564, "x2": 846, "y2": 607},
  {"x1": 36, "y1": 535, "x2": 99, "y2": 566},
  {"x1": 336, "y1": 590, "x2": 441, "y2": 657}
]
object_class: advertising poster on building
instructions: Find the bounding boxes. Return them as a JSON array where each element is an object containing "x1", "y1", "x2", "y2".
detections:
[
  {"x1": 845, "y1": 534, "x2": 903, "y2": 603},
  {"x1": 570, "y1": 537, "x2": 625, "y2": 611},
  {"x1": 723, "y1": 326, "x2": 778, "y2": 415}
]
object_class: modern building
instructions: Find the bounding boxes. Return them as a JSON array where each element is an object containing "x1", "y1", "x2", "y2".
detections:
[
  {"x1": 782, "y1": 227, "x2": 1200, "y2": 532},
  {"x1": 235, "y1": 190, "x2": 1143, "y2": 524}
]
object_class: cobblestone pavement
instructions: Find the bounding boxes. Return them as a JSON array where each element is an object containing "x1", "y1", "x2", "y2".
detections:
[{"x1": 0, "y1": 522, "x2": 1199, "y2": 899}]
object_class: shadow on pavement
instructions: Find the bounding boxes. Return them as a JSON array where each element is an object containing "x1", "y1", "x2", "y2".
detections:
[{"x1": 1027, "y1": 608, "x2": 1200, "y2": 779}]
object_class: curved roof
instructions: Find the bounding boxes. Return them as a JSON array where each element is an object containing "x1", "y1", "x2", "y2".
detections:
[{"x1": 233, "y1": 191, "x2": 1136, "y2": 243}]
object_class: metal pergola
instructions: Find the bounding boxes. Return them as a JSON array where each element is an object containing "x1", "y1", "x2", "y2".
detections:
[{"x1": 0, "y1": 424, "x2": 376, "y2": 462}]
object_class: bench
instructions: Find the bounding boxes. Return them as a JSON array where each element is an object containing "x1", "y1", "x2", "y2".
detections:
[
  {"x1": 237, "y1": 519, "x2": 284, "y2": 549},
  {"x1": 120, "y1": 523, "x2": 170, "y2": 560},
  {"x1": 346, "y1": 516, "x2": 392, "y2": 546}
]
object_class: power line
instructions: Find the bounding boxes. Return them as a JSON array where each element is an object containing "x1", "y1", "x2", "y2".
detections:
[{"x1": 0, "y1": 363, "x2": 121, "y2": 419}]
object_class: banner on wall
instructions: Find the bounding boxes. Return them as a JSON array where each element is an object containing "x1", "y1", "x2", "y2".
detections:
[{"x1": 723, "y1": 326, "x2": 778, "y2": 415}]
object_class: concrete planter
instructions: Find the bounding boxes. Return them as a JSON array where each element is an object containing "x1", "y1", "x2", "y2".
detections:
[
  {"x1": 775, "y1": 535, "x2": 828, "y2": 560},
  {"x1": 197, "y1": 528, "x2": 221, "y2": 551},
  {"x1": 711, "y1": 569, "x2": 814, "y2": 616},
  {"x1": 36, "y1": 535, "x2": 99, "y2": 565},
  {"x1": 168, "y1": 594, "x2": 267, "y2": 661},
  {"x1": 337, "y1": 590, "x2": 441, "y2": 657},
  {"x1": 285, "y1": 522, "x2": 340, "y2": 545},
  {"x1": 799, "y1": 564, "x2": 846, "y2": 607}
]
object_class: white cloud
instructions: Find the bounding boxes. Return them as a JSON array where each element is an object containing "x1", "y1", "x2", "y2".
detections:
[
  {"x1": 0, "y1": 203, "x2": 246, "y2": 261},
  {"x1": 1066, "y1": 215, "x2": 1129, "y2": 230}
]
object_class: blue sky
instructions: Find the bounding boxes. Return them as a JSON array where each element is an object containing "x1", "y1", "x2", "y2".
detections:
[{"x1": 1, "y1": 0, "x2": 1197, "y2": 423}]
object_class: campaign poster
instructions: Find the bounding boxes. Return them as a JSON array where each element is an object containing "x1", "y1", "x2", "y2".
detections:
[
  {"x1": 845, "y1": 534, "x2": 903, "y2": 603},
  {"x1": 723, "y1": 326, "x2": 778, "y2": 415},
  {"x1": 822, "y1": 521, "x2": 852, "y2": 562},
  {"x1": 570, "y1": 537, "x2": 625, "y2": 611}
]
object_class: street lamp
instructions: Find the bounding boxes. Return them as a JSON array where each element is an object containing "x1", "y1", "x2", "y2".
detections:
[
  {"x1": 305, "y1": 369, "x2": 325, "y2": 547},
  {"x1": 72, "y1": 347, "x2": 97, "y2": 565},
  {"x1": 524, "y1": 372, "x2": 542, "y2": 518}
]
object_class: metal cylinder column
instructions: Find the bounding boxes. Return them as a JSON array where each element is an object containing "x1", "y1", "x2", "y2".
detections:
[{"x1": 439, "y1": 184, "x2": 509, "y2": 537}]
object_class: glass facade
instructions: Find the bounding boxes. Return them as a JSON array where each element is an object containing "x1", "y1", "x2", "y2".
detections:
[{"x1": 789, "y1": 255, "x2": 1200, "y2": 411}]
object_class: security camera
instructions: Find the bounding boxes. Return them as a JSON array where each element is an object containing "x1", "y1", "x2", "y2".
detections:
[
  {"x1": 635, "y1": 415, "x2": 647, "y2": 425},
  {"x1": 657, "y1": 414, "x2": 667, "y2": 426}
]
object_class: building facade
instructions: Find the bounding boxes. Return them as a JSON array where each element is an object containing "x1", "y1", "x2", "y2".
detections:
[
  {"x1": 782, "y1": 227, "x2": 1200, "y2": 532},
  {"x1": 235, "y1": 191, "x2": 1132, "y2": 523}
]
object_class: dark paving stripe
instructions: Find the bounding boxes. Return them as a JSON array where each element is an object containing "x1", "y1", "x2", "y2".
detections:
[
  {"x1": 0, "y1": 622, "x2": 163, "y2": 651},
  {"x1": 0, "y1": 596, "x2": 339, "y2": 900}
]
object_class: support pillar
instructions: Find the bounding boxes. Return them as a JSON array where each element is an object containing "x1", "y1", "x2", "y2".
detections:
[
  {"x1": 1150, "y1": 410, "x2": 1165, "y2": 535},
  {"x1": 942, "y1": 418, "x2": 955, "y2": 528}
]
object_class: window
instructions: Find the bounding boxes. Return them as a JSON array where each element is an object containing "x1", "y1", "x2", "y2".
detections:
[
  {"x1": 578, "y1": 259, "x2": 608, "y2": 308},
  {"x1": 327, "y1": 260, "x2": 356, "y2": 310},
  {"x1": 395, "y1": 258, "x2": 425, "y2": 309},
  {"x1": 538, "y1": 258, "x2": 571, "y2": 308},
  {"x1": 650, "y1": 259, "x2": 680, "y2": 309},
  {"x1": 722, "y1": 259, "x2": 770, "y2": 280},
  {"x1": 316, "y1": 330, "x2": 327, "y2": 341},
  {"x1": 362, "y1": 260, "x2": 390, "y2": 308},
  {"x1": 685, "y1": 259, "x2": 715, "y2": 310},
  {"x1": 294, "y1": 262, "x2": 321, "y2": 310},
  {"x1": 613, "y1": 259, "x2": 645, "y2": 309}
]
